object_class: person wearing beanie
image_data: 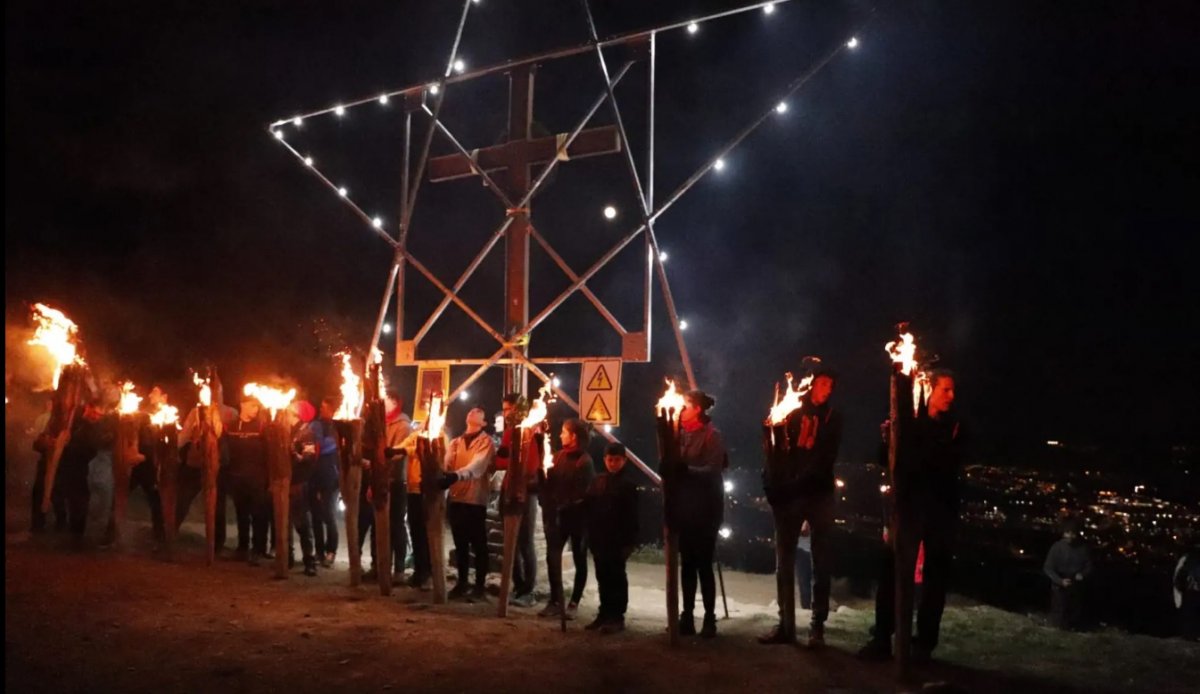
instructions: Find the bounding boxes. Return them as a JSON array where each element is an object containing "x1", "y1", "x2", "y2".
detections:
[
  {"x1": 666, "y1": 389, "x2": 728, "y2": 638},
  {"x1": 760, "y1": 364, "x2": 843, "y2": 648},
  {"x1": 538, "y1": 418, "x2": 595, "y2": 621},
  {"x1": 584, "y1": 442, "x2": 639, "y2": 633}
]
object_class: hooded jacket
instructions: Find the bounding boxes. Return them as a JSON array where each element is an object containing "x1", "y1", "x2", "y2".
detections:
[{"x1": 444, "y1": 430, "x2": 495, "y2": 506}]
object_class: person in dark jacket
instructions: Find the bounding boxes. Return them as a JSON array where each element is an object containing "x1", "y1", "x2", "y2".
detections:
[
  {"x1": 308, "y1": 397, "x2": 341, "y2": 568},
  {"x1": 496, "y1": 392, "x2": 542, "y2": 607},
  {"x1": 859, "y1": 369, "x2": 964, "y2": 663},
  {"x1": 667, "y1": 390, "x2": 728, "y2": 639},
  {"x1": 1045, "y1": 517, "x2": 1093, "y2": 630},
  {"x1": 538, "y1": 418, "x2": 595, "y2": 620},
  {"x1": 1175, "y1": 545, "x2": 1200, "y2": 641},
  {"x1": 584, "y1": 442, "x2": 639, "y2": 633},
  {"x1": 226, "y1": 394, "x2": 270, "y2": 565},
  {"x1": 760, "y1": 366, "x2": 843, "y2": 647},
  {"x1": 55, "y1": 399, "x2": 114, "y2": 544}
]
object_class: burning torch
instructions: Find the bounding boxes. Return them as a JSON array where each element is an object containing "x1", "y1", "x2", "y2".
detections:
[
  {"x1": 332, "y1": 351, "x2": 366, "y2": 587},
  {"x1": 654, "y1": 378, "x2": 686, "y2": 645},
  {"x1": 885, "y1": 324, "x2": 921, "y2": 681},
  {"x1": 360, "y1": 356, "x2": 394, "y2": 596},
  {"x1": 107, "y1": 381, "x2": 146, "y2": 547},
  {"x1": 27, "y1": 303, "x2": 88, "y2": 515},
  {"x1": 149, "y1": 399, "x2": 181, "y2": 554},
  {"x1": 244, "y1": 379, "x2": 297, "y2": 579},
  {"x1": 417, "y1": 390, "x2": 449, "y2": 604}
]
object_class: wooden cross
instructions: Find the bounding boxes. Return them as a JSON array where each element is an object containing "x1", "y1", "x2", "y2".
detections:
[{"x1": 427, "y1": 64, "x2": 621, "y2": 395}]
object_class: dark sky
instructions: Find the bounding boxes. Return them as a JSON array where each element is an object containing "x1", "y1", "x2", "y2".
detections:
[{"x1": 6, "y1": 0, "x2": 1199, "y2": 471}]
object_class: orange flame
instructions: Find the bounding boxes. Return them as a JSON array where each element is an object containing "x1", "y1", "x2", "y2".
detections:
[
  {"x1": 655, "y1": 378, "x2": 686, "y2": 420},
  {"x1": 192, "y1": 372, "x2": 212, "y2": 407},
  {"x1": 118, "y1": 381, "x2": 142, "y2": 415},
  {"x1": 332, "y1": 352, "x2": 363, "y2": 420},
  {"x1": 885, "y1": 332, "x2": 918, "y2": 376},
  {"x1": 149, "y1": 402, "x2": 180, "y2": 428},
  {"x1": 28, "y1": 303, "x2": 86, "y2": 389},
  {"x1": 243, "y1": 382, "x2": 296, "y2": 419},
  {"x1": 423, "y1": 392, "x2": 446, "y2": 440},
  {"x1": 519, "y1": 378, "x2": 555, "y2": 430},
  {"x1": 767, "y1": 372, "x2": 813, "y2": 425}
]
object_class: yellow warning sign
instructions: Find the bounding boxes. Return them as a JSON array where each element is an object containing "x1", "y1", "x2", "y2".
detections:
[
  {"x1": 586, "y1": 364, "x2": 614, "y2": 391},
  {"x1": 579, "y1": 359, "x2": 621, "y2": 425},
  {"x1": 585, "y1": 394, "x2": 613, "y2": 422}
]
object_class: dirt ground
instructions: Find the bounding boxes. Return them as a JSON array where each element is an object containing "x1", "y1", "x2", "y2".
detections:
[{"x1": 13, "y1": 512, "x2": 1194, "y2": 694}]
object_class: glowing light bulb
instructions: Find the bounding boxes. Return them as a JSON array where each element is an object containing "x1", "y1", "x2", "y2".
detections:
[
  {"x1": 719, "y1": 526, "x2": 732, "y2": 539},
  {"x1": 776, "y1": 101, "x2": 788, "y2": 114},
  {"x1": 429, "y1": 83, "x2": 440, "y2": 95},
  {"x1": 679, "y1": 319, "x2": 689, "y2": 331},
  {"x1": 459, "y1": 390, "x2": 470, "y2": 402},
  {"x1": 724, "y1": 480, "x2": 734, "y2": 493},
  {"x1": 372, "y1": 216, "x2": 383, "y2": 229},
  {"x1": 603, "y1": 424, "x2": 613, "y2": 434},
  {"x1": 763, "y1": 3, "x2": 775, "y2": 14},
  {"x1": 304, "y1": 156, "x2": 314, "y2": 166},
  {"x1": 687, "y1": 22, "x2": 699, "y2": 34},
  {"x1": 658, "y1": 251, "x2": 669, "y2": 262},
  {"x1": 453, "y1": 59, "x2": 466, "y2": 74},
  {"x1": 338, "y1": 499, "x2": 346, "y2": 513},
  {"x1": 292, "y1": 117, "x2": 303, "y2": 127},
  {"x1": 713, "y1": 158, "x2": 725, "y2": 171},
  {"x1": 552, "y1": 377, "x2": 561, "y2": 388},
  {"x1": 603, "y1": 205, "x2": 617, "y2": 220},
  {"x1": 382, "y1": 323, "x2": 393, "y2": 335},
  {"x1": 379, "y1": 94, "x2": 389, "y2": 105},
  {"x1": 334, "y1": 105, "x2": 346, "y2": 116},
  {"x1": 847, "y1": 36, "x2": 859, "y2": 49},
  {"x1": 273, "y1": 130, "x2": 284, "y2": 140},
  {"x1": 338, "y1": 187, "x2": 348, "y2": 197}
]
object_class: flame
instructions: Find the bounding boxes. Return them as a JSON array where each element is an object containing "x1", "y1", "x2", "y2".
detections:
[
  {"x1": 118, "y1": 381, "x2": 142, "y2": 415},
  {"x1": 243, "y1": 382, "x2": 297, "y2": 419},
  {"x1": 372, "y1": 348, "x2": 386, "y2": 396},
  {"x1": 332, "y1": 352, "x2": 363, "y2": 420},
  {"x1": 150, "y1": 402, "x2": 180, "y2": 428},
  {"x1": 423, "y1": 392, "x2": 446, "y2": 440},
  {"x1": 885, "y1": 332, "x2": 918, "y2": 376},
  {"x1": 518, "y1": 379, "x2": 555, "y2": 430},
  {"x1": 767, "y1": 372, "x2": 814, "y2": 425},
  {"x1": 192, "y1": 372, "x2": 212, "y2": 407},
  {"x1": 655, "y1": 378, "x2": 686, "y2": 420},
  {"x1": 28, "y1": 303, "x2": 86, "y2": 389}
]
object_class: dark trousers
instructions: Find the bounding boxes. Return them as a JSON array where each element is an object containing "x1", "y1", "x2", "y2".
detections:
[
  {"x1": 288, "y1": 483, "x2": 316, "y2": 563},
  {"x1": 872, "y1": 509, "x2": 955, "y2": 651},
  {"x1": 545, "y1": 504, "x2": 588, "y2": 606},
  {"x1": 797, "y1": 546, "x2": 814, "y2": 610},
  {"x1": 592, "y1": 549, "x2": 629, "y2": 619},
  {"x1": 679, "y1": 525, "x2": 718, "y2": 617},
  {"x1": 1051, "y1": 584, "x2": 1085, "y2": 630},
  {"x1": 772, "y1": 494, "x2": 834, "y2": 633},
  {"x1": 359, "y1": 483, "x2": 408, "y2": 571},
  {"x1": 130, "y1": 460, "x2": 165, "y2": 542},
  {"x1": 308, "y1": 479, "x2": 339, "y2": 558},
  {"x1": 448, "y1": 502, "x2": 488, "y2": 588},
  {"x1": 407, "y1": 493, "x2": 431, "y2": 580},
  {"x1": 1181, "y1": 593, "x2": 1200, "y2": 641},
  {"x1": 512, "y1": 491, "x2": 539, "y2": 596},
  {"x1": 31, "y1": 456, "x2": 67, "y2": 532},
  {"x1": 230, "y1": 479, "x2": 269, "y2": 555},
  {"x1": 58, "y1": 464, "x2": 90, "y2": 538},
  {"x1": 175, "y1": 464, "x2": 228, "y2": 548}
]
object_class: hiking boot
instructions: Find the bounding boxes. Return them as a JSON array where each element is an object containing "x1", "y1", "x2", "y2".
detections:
[
  {"x1": 700, "y1": 613, "x2": 718, "y2": 639},
  {"x1": 320, "y1": 552, "x2": 335, "y2": 568},
  {"x1": 538, "y1": 602, "x2": 563, "y2": 618},
  {"x1": 565, "y1": 602, "x2": 579, "y2": 621},
  {"x1": 288, "y1": 553, "x2": 296, "y2": 569},
  {"x1": 364, "y1": 565, "x2": 378, "y2": 581},
  {"x1": 584, "y1": 616, "x2": 607, "y2": 631},
  {"x1": 857, "y1": 638, "x2": 893, "y2": 661},
  {"x1": 600, "y1": 619, "x2": 626, "y2": 635},
  {"x1": 757, "y1": 624, "x2": 796, "y2": 645},
  {"x1": 303, "y1": 560, "x2": 318, "y2": 577},
  {"x1": 510, "y1": 592, "x2": 537, "y2": 608},
  {"x1": 678, "y1": 612, "x2": 696, "y2": 636},
  {"x1": 806, "y1": 624, "x2": 826, "y2": 650},
  {"x1": 448, "y1": 582, "x2": 471, "y2": 600}
]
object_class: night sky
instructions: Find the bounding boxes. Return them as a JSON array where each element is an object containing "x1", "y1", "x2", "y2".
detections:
[{"x1": 6, "y1": 1, "x2": 1198, "y2": 472}]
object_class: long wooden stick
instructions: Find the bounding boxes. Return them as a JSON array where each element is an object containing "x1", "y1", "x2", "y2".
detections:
[
  {"x1": 889, "y1": 364, "x2": 912, "y2": 682},
  {"x1": 336, "y1": 420, "x2": 364, "y2": 587},
  {"x1": 497, "y1": 423, "x2": 526, "y2": 617},
  {"x1": 156, "y1": 425, "x2": 180, "y2": 557},
  {"x1": 107, "y1": 414, "x2": 141, "y2": 547},
  {"x1": 419, "y1": 436, "x2": 447, "y2": 604},
  {"x1": 41, "y1": 365, "x2": 84, "y2": 513},
  {"x1": 658, "y1": 409, "x2": 681, "y2": 646}
]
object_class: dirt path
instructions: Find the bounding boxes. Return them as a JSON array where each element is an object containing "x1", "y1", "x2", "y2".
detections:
[{"x1": 5, "y1": 526, "x2": 1099, "y2": 694}]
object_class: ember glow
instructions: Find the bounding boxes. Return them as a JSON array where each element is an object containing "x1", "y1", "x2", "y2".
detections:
[
  {"x1": 118, "y1": 381, "x2": 142, "y2": 415},
  {"x1": 149, "y1": 403, "x2": 180, "y2": 428},
  {"x1": 423, "y1": 393, "x2": 446, "y2": 440},
  {"x1": 243, "y1": 383, "x2": 296, "y2": 418},
  {"x1": 767, "y1": 371, "x2": 814, "y2": 425},
  {"x1": 885, "y1": 331, "x2": 918, "y2": 376},
  {"x1": 192, "y1": 372, "x2": 212, "y2": 407},
  {"x1": 655, "y1": 378, "x2": 686, "y2": 420},
  {"x1": 332, "y1": 352, "x2": 363, "y2": 420},
  {"x1": 28, "y1": 303, "x2": 85, "y2": 389}
]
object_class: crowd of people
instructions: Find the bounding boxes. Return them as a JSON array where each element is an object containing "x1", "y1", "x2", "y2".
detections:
[{"x1": 24, "y1": 365, "x2": 1199, "y2": 649}]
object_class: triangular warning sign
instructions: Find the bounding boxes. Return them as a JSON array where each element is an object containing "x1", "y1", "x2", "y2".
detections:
[
  {"x1": 585, "y1": 393, "x2": 613, "y2": 422},
  {"x1": 586, "y1": 364, "x2": 614, "y2": 391}
]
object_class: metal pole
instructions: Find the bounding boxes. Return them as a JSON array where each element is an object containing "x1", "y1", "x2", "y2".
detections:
[{"x1": 716, "y1": 560, "x2": 730, "y2": 619}]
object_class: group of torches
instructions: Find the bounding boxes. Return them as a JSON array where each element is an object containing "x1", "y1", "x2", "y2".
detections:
[{"x1": 23, "y1": 302, "x2": 929, "y2": 661}]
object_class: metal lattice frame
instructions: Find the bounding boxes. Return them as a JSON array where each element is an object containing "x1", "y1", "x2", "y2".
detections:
[{"x1": 269, "y1": 0, "x2": 869, "y2": 483}]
